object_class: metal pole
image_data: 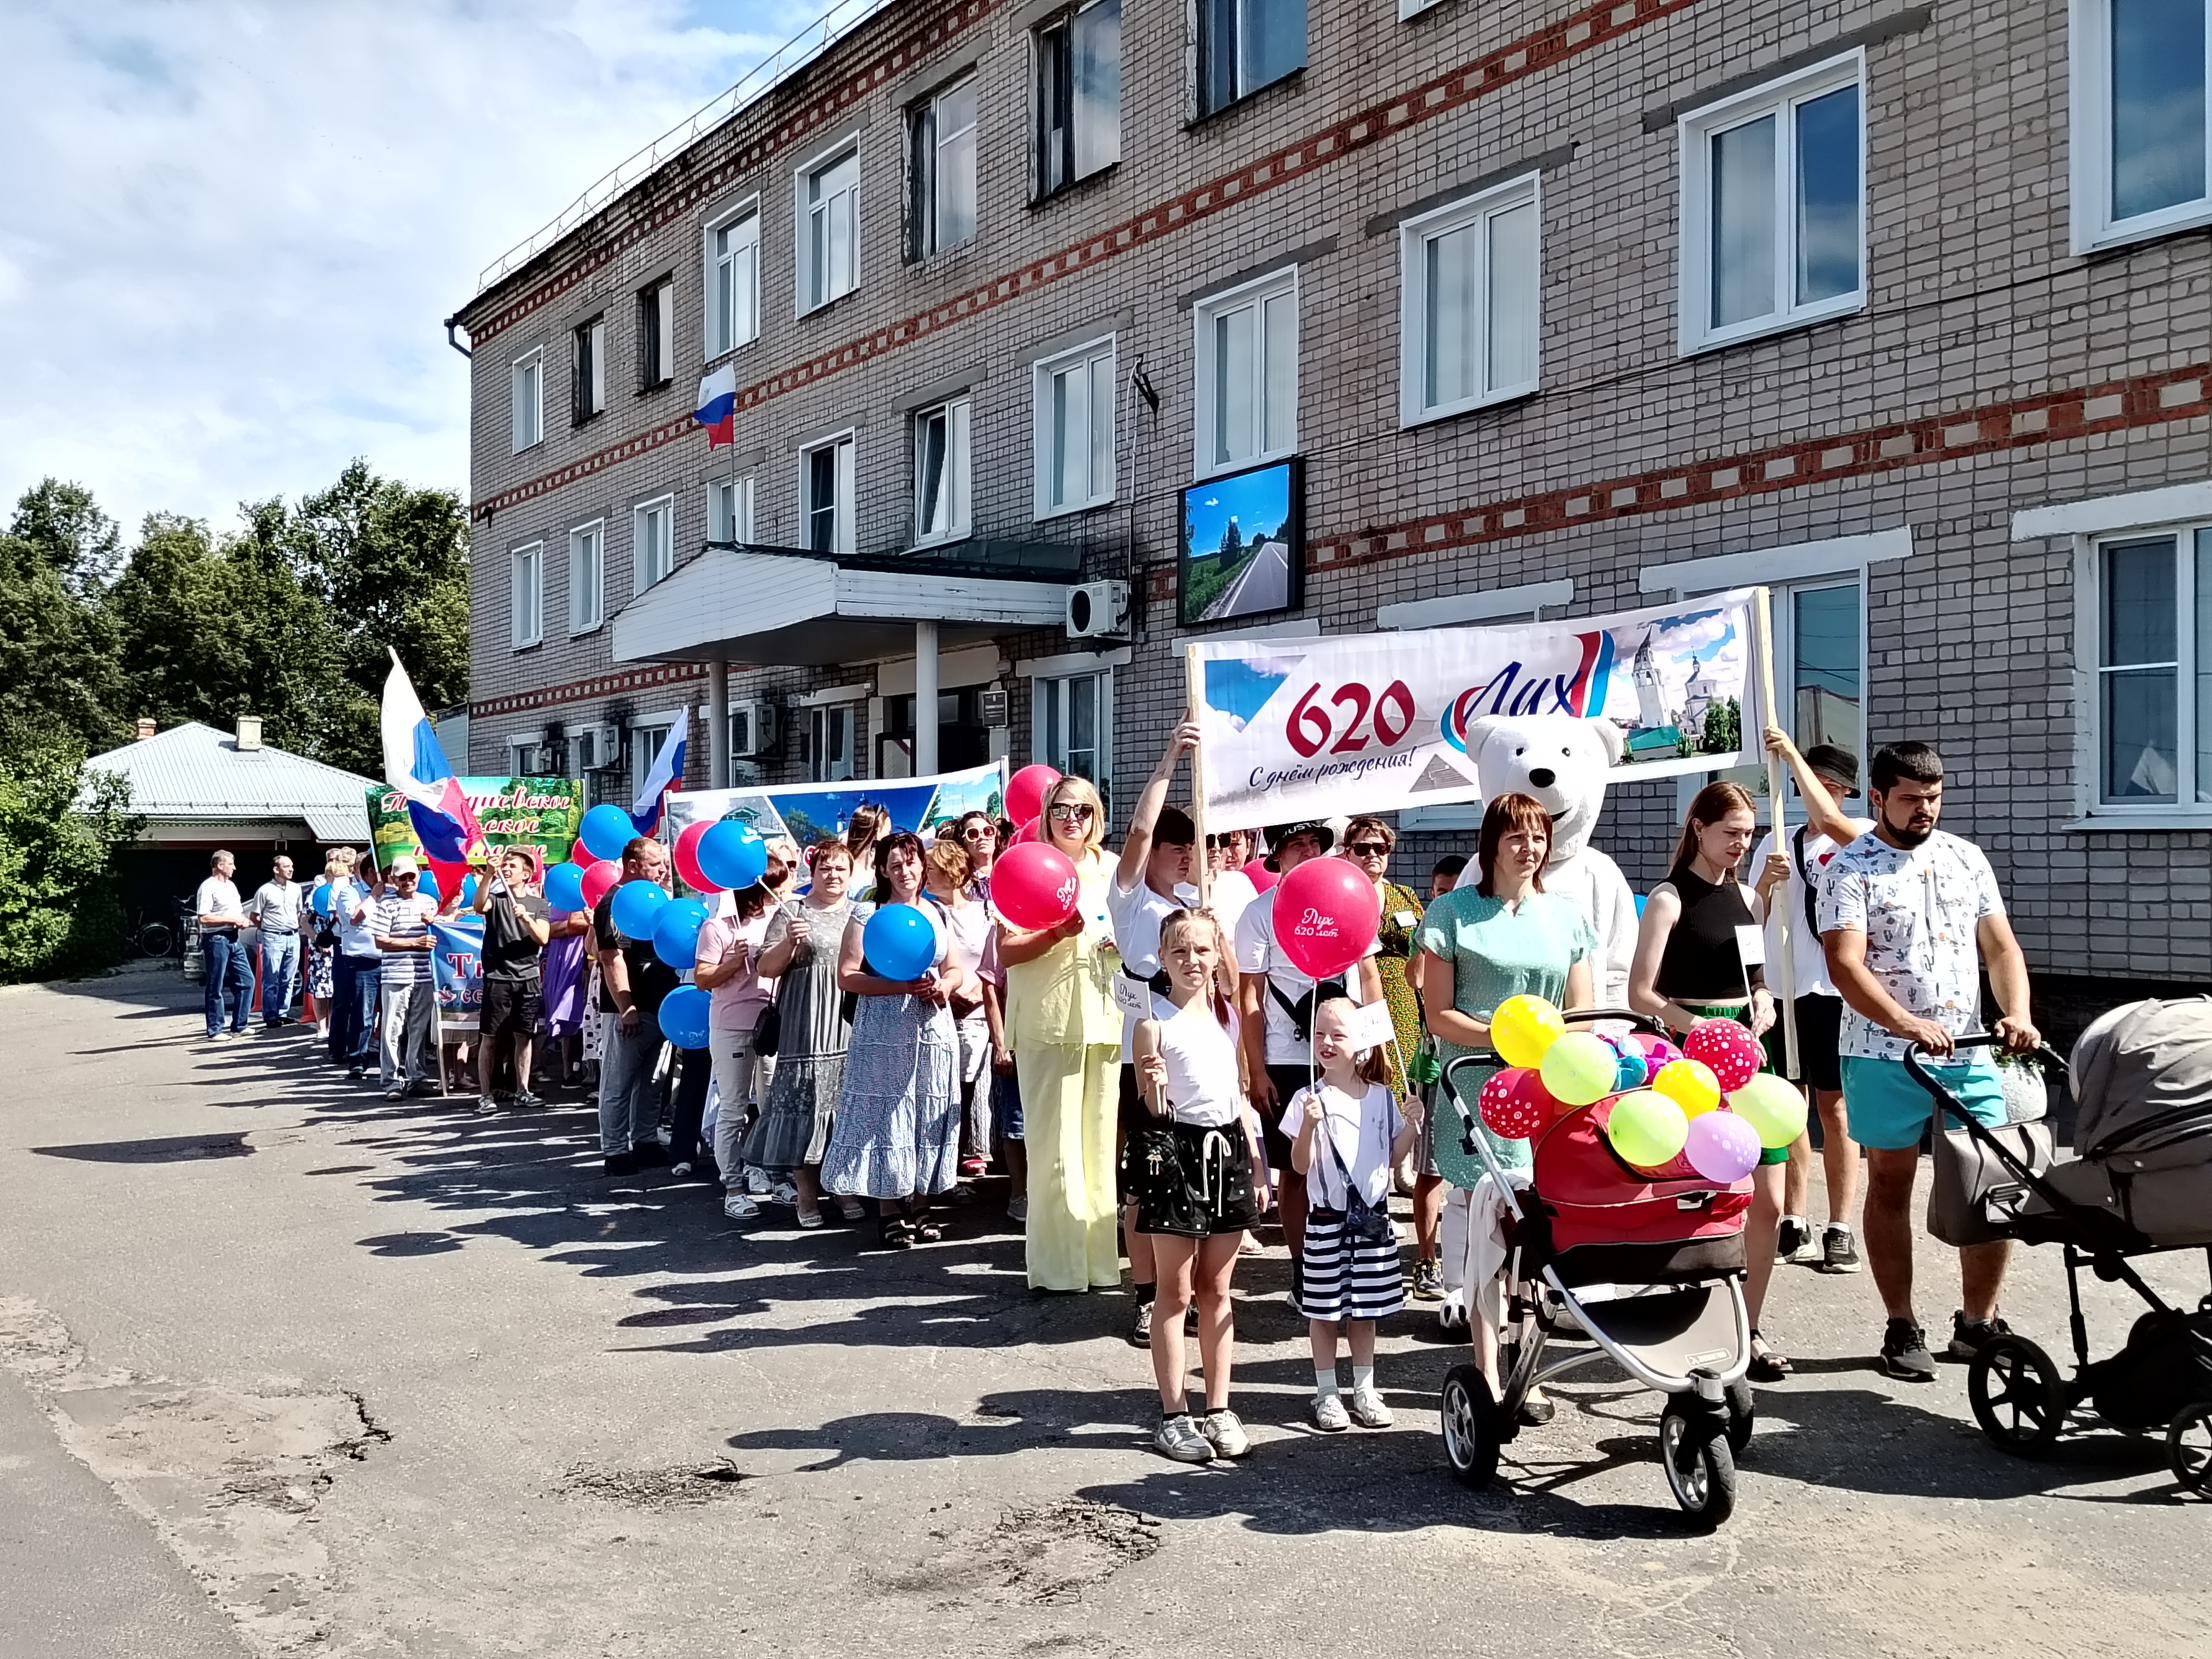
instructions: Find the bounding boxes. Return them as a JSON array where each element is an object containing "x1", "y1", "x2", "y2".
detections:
[
  {"x1": 1751, "y1": 586, "x2": 1799, "y2": 1079},
  {"x1": 915, "y1": 619, "x2": 940, "y2": 776},
  {"x1": 706, "y1": 658, "x2": 730, "y2": 789}
]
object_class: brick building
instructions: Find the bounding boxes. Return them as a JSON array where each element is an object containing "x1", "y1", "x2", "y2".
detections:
[{"x1": 449, "y1": 0, "x2": 2212, "y2": 1017}]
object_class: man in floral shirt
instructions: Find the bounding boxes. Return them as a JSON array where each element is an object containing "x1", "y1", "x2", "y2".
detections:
[{"x1": 1820, "y1": 741, "x2": 2040, "y2": 1382}]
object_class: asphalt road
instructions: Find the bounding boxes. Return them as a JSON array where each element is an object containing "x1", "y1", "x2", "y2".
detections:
[
  {"x1": 1203, "y1": 537, "x2": 1290, "y2": 620},
  {"x1": 3, "y1": 966, "x2": 2208, "y2": 1658}
]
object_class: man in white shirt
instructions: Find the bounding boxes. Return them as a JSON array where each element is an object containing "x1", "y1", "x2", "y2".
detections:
[
  {"x1": 195, "y1": 849, "x2": 253, "y2": 1040},
  {"x1": 1235, "y1": 821, "x2": 1383, "y2": 1278},
  {"x1": 1820, "y1": 740, "x2": 2040, "y2": 1383},
  {"x1": 1747, "y1": 730, "x2": 1875, "y2": 1275},
  {"x1": 247, "y1": 854, "x2": 307, "y2": 1031}
]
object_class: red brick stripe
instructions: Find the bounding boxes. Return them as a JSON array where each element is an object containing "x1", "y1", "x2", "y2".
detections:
[
  {"x1": 472, "y1": 0, "x2": 1698, "y2": 523},
  {"x1": 473, "y1": 661, "x2": 707, "y2": 721}
]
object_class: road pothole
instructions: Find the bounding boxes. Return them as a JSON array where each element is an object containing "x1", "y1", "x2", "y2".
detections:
[
  {"x1": 556, "y1": 1457, "x2": 750, "y2": 1506},
  {"x1": 877, "y1": 1498, "x2": 1161, "y2": 1606}
]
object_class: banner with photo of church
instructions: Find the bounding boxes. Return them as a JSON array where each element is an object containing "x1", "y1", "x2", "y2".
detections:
[{"x1": 1190, "y1": 590, "x2": 1767, "y2": 830}]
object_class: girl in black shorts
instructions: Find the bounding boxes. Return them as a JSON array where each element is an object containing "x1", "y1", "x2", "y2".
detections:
[{"x1": 1130, "y1": 909, "x2": 1269, "y2": 1464}]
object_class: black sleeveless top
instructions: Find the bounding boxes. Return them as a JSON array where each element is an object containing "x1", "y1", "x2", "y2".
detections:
[{"x1": 1655, "y1": 867, "x2": 1765, "y2": 1000}]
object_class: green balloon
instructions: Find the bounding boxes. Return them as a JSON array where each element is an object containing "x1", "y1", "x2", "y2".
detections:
[
  {"x1": 1540, "y1": 1031, "x2": 1619, "y2": 1108},
  {"x1": 1728, "y1": 1073, "x2": 1809, "y2": 1149},
  {"x1": 1608, "y1": 1089, "x2": 1690, "y2": 1168}
]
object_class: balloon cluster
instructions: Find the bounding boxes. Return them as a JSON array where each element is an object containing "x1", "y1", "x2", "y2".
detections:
[{"x1": 1469, "y1": 1001, "x2": 1805, "y2": 1181}]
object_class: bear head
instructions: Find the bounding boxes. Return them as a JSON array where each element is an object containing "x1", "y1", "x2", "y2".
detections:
[{"x1": 1461, "y1": 713, "x2": 1626, "y2": 864}]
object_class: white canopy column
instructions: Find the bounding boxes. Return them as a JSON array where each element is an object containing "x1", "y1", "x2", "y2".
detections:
[
  {"x1": 705, "y1": 658, "x2": 729, "y2": 789},
  {"x1": 914, "y1": 620, "x2": 939, "y2": 776}
]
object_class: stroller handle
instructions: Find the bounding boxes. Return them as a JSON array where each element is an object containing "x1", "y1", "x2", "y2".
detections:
[{"x1": 1902, "y1": 1031, "x2": 2069, "y2": 1088}]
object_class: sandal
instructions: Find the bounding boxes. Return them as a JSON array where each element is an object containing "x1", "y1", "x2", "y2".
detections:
[
  {"x1": 1747, "y1": 1329, "x2": 1792, "y2": 1382},
  {"x1": 910, "y1": 1215, "x2": 945, "y2": 1244},
  {"x1": 877, "y1": 1217, "x2": 914, "y2": 1250}
]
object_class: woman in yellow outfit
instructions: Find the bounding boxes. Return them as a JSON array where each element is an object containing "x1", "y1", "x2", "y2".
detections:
[{"x1": 998, "y1": 774, "x2": 1124, "y2": 1291}]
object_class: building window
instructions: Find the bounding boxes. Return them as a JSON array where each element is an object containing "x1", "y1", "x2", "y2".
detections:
[
  {"x1": 630, "y1": 721, "x2": 671, "y2": 798},
  {"x1": 2072, "y1": 0, "x2": 2212, "y2": 249},
  {"x1": 510, "y1": 349, "x2": 542, "y2": 451},
  {"x1": 633, "y1": 495, "x2": 674, "y2": 592},
  {"x1": 1035, "y1": 669, "x2": 1110, "y2": 792},
  {"x1": 509, "y1": 735, "x2": 546, "y2": 776},
  {"x1": 1193, "y1": 268, "x2": 1297, "y2": 477},
  {"x1": 704, "y1": 205, "x2": 760, "y2": 357},
  {"x1": 1037, "y1": 0, "x2": 1121, "y2": 197},
  {"x1": 911, "y1": 78, "x2": 978, "y2": 257},
  {"x1": 1399, "y1": 174, "x2": 1541, "y2": 425},
  {"x1": 638, "y1": 279, "x2": 675, "y2": 387},
  {"x1": 805, "y1": 705, "x2": 857, "y2": 782},
  {"x1": 913, "y1": 396, "x2": 973, "y2": 546},
  {"x1": 1034, "y1": 337, "x2": 1115, "y2": 516},
  {"x1": 510, "y1": 542, "x2": 543, "y2": 648},
  {"x1": 568, "y1": 521, "x2": 604, "y2": 634},
  {"x1": 573, "y1": 317, "x2": 606, "y2": 422},
  {"x1": 708, "y1": 477, "x2": 754, "y2": 544},
  {"x1": 1197, "y1": 0, "x2": 1305, "y2": 118},
  {"x1": 797, "y1": 143, "x2": 862, "y2": 312},
  {"x1": 2091, "y1": 528, "x2": 2211, "y2": 808},
  {"x1": 1677, "y1": 54, "x2": 1864, "y2": 354},
  {"x1": 802, "y1": 434, "x2": 857, "y2": 555}
]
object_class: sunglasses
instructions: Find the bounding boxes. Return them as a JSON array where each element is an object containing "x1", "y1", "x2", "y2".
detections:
[
  {"x1": 962, "y1": 825, "x2": 997, "y2": 839},
  {"x1": 1047, "y1": 804, "x2": 1095, "y2": 821},
  {"x1": 1346, "y1": 842, "x2": 1390, "y2": 857}
]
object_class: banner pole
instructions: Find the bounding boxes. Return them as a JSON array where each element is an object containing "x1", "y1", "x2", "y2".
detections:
[
  {"x1": 1184, "y1": 643, "x2": 1209, "y2": 910},
  {"x1": 1751, "y1": 586, "x2": 1799, "y2": 1080}
]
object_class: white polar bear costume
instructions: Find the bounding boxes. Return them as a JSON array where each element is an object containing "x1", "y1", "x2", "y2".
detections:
[{"x1": 1433, "y1": 713, "x2": 1640, "y2": 1329}]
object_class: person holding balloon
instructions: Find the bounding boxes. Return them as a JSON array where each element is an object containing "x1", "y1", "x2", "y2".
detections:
[
  {"x1": 693, "y1": 881, "x2": 780, "y2": 1219},
  {"x1": 472, "y1": 847, "x2": 552, "y2": 1113},
  {"x1": 588, "y1": 836, "x2": 682, "y2": 1175},
  {"x1": 822, "y1": 832, "x2": 967, "y2": 1246},
  {"x1": 920, "y1": 837, "x2": 997, "y2": 1182}
]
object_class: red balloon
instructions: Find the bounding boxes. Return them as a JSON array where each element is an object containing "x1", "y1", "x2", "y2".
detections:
[
  {"x1": 992, "y1": 841, "x2": 1081, "y2": 930},
  {"x1": 1005, "y1": 764, "x2": 1061, "y2": 828},
  {"x1": 578, "y1": 859, "x2": 621, "y2": 911},
  {"x1": 1010, "y1": 817, "x2": 1042, "y2": 845},
  {"x1": 1684, "y1": 1017, "x2": 1764, "y2": 1093},
  {"x1": 672, "y1": 821, "x2": 722, "y2": 894},
  {"x1": 1272, "y1": 856, "x2": 1383, "y2": 979},
  {"x1": 1243, "y1": 858, "x2": 1277, "y2": 894}
]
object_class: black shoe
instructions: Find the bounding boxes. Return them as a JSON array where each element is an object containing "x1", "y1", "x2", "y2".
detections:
[
  {"x1": 510, "y1": 1089, "x2": 543, "y2": 1110},
  {"x1": 1775, "y1": 1217, "x2": 1813, "y2": 1262},
  {"x1": 346, "y1": 1065, "x2": 366, "y2": 1081},
  {"x1": 603, "y1": 1151, "x2": 639, "y2": 1178},
  {"x1": 1948, "y1": 1311, "x2": 2012, "y2": 1360},
  {"x1": 1820, "y1": 1223, "x2": 1863, "y2": 1274},
  {"x1": 1747, "y1": 1328, "x2": 1793, "y2": 1382},
  {"x1": 1880, "y1": 1317, "x2": 1937, "y2": 1380},
  {"x1": 631, "y1": 1138, "x2": 671, "y2": 1168},
  {"x1": 1516, "y1": 1393, "x2": 1556, "y2": 1426},
  {"x1": 1128, "y1": 1298, "x2": 1155, "y2": 1347}
]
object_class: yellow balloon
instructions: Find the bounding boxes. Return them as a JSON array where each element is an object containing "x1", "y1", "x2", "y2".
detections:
[
  {"x1": 1652, "y1": 1058, "x2": 1722, "y2": 1117},
  {"x1": 1490, "y1": 995, "x2": 1567, "y2": 1070},
  {"x1": 1729, "y1": 1073, "x2": 1810, "y2": 1149},
  {"x1": 1608, "y1": 1089, "x2": 1691, "y2": 1168}
]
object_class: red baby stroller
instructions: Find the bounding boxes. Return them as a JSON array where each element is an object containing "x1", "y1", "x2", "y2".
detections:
[{"x1": 1437, "y1": 1010, "x2": 1756, "y2": 1528}]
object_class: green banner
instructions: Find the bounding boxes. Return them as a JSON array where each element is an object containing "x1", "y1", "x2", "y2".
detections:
[{"x1": 365, "y1": 778, "x2": 586, "y2": 872}]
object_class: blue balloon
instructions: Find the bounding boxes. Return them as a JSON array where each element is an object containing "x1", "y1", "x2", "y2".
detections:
[
  {"x1": 653, "y1": 898, "x2": 710, "y2": 969},
  {"x1": 1615, "y1": 1052, "x2": 1649, "y2": 1093},
  {"x1": 417, "y1": 868, "x2": 440, "y2": 901},
  {"x1": 581, "y1": 802, "x2": 637, "y2": 863},
  {"x1": 310, "y1": 883, "x2": 333, "y2": 918},
  {"x1": 543, "y1": 860, "x2": 586, "y2": 912},
  {"x1": 697, "y1": 821, "x2": 767, "y2": 891},
  {"x1": 863, "y1": 903, "x2": 938, "y2": 983},
  {"x1": 658, "y1": 984, "x2": 712, "y2": 1050},
  {"x1": 610, "y1": 878, "x2": 671, "y2": 941},
  {"x1": 460, "y1": 873, "x2": 479, "y2": 908}
]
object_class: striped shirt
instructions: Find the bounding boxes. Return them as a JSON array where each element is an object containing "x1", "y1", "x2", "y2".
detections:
[{"x1": 371, "y1": 892, "x2": 440, "y2": 985}]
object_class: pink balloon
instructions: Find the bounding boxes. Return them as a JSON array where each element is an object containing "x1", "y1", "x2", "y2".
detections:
[
  {"x1": 1272, "y1": 855, "x2": 1383, "y2": 979},
  {"x1": 1010, "y1": 817, "x2": 1042, "y2": 845},
  {"x1": 1479, "y1": 1068, "x2": 1557, "y2": 1140},
  {"x1": 1685, "y1": 1017, "x2": 1764, "y2": 1093},
  {"x1": 578, "y1": 859, "x2": 622, "y2": 911},
  {"x1": 672, "y1": 821, "x2": 722, "y2": 894},
  {"x1": 992, "y1": 841, "x2": 1081, "y2": 931},
  {"x1": 1006, "y1": 764, "x2": 1061, "y2": 829},
  {"x1": 1241, "y1": 858, "x2": 1278, "y2": 893},
  {"x1": 1684, "y1": 1109, "x2": 1761, "y2": 1184},
  {"x1": 570, "y1": 837, "x2": 593, "y2": 869}
]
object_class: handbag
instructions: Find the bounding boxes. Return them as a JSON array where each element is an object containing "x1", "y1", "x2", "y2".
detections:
[
  {"x1": 753, "y1": 1001, "x2": 780, "y2": 1057},
  {"x1": 1925, "y1": 1063, "x2": 2054, "y2": 1247},
  {"x1": 1321, "y1": 1096, "x2": 1397, "y2": 1245}
]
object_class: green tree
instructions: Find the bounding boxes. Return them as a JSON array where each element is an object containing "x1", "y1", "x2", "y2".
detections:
[
  {"x1": 1218, "y1": 519, "x2": 1244, "y2": 561},
  {"x1": 10, "y1": 478, "x2": 124, "y2": 599},
  {"x1": 0, "y1": 736, "x2": 141, "y2": 982},
  {"x1": 293, "y1": 460, "x2": 471, "y2": 712},
  {"x1": 1700, "y1": 696, "x2": 1743, "y2": 756},
  {"x1": 0, "y1": 523, "x2": 127, "y2": 752}
]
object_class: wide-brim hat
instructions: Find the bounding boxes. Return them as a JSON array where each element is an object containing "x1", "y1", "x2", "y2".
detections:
[
  {"x1": 1804, "y1": 743, "x2": 1860, "y2": 794},
  {"x1": 1262, "y1": 820, "x2": 1334, "y2": 870}
]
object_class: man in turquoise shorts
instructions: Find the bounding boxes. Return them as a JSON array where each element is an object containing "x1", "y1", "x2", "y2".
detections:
[{"x1": 1819, "y1": 740, "x2": 2041, "y2": 1381}]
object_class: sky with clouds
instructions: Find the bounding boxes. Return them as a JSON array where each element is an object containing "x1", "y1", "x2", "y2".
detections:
[{"x1": 0, "y1": 0, "x2": 820, "y2": 538}]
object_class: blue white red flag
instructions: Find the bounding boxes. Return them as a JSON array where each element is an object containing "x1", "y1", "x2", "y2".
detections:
[
  {"x1": 693, "y1": 366, "x2": 737, "y2": 448},
  {"x1": 629, "y1": 707, "x2": 688, "y2": 836},
  {"x1": 379, "y1": 650, "x2": 488, "y2": 866}
]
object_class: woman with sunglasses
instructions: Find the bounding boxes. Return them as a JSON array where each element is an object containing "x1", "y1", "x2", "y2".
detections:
[
  {"x1": 996, "y1": 774, "x2": 1123, "y2": 1292},
  {"x1": 1204, "y1": 829, "x2": 1259, "y2": 946},
  {"x1": 953, "y1": 811, "x2": 1000, "y2": 900}
]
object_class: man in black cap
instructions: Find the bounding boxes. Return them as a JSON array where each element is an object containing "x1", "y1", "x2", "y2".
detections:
[{"x1": 1750, "y1": 726, "x2": 1875, "y2": 1276}]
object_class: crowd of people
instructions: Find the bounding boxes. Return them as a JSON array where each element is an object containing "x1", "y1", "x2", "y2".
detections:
[{"x1": 201, "y1": 718, "x2": 2043, "y2": 1463}]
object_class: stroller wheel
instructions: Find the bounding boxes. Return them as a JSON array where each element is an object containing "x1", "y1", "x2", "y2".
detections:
[
  {"x1": 1724, "y1": 1379, "x2": 1756, "y2": 1455},
  {"x1": 1968, "y1": 1334, "x2": 2067, "y2": 1457},
  {"x1": 2169, "y1": 1400, "x2": 2212, "y2": 1494},
  {"x1": 1660, "y1": 1402, "x2": 1735, "y2": 1530},
  {"x1": 1440, "y1": 1364, "x2": 1501, "y2": 1490}
]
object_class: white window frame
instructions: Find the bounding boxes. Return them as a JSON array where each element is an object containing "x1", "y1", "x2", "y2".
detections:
[
  {"x1": 629, "y1": 713, "x2": 677, "y2": 799},
  {"x1": 573, "y1": 317, "x2": 606, "y2": 421},
  {"x1": 1677, "y1": 51, "x2": 1867, "y2": 357},
  {"x1": 912, "y1": 395, "x2": 973, "y2": 547},
  {"x1": 2070, "y1": 0, "x2": 2212, "y2": 251},
  {"x1": 1034, "y1": 335, "x2": 1117, "y2": 518},
  {"x1": 633, "y1": 494, "x2": 675, "y2": 593},
  {"x1": 703, "y1": 201, "x2": 761, "y2": 358},
  {"x1": 796, "y1": 139, "x2": 862, "y2": 315},
  {"x1": 912, "y1": 77, "x2": 979, "y2": 258},
  {"x1": 1031, "y1": 666, "x2": 1113, "y2": 792},
  {"x1": 1192, "y1": 266, "x2": 1299, "y2": 479},
  {"x1": 707, "y1": 477, "x2": 754, "y2": 544},
  {"x1": 801, "y1": 432, "x2": 858, "y2": 556},
  {"x1": 806, "y1": 703, "x2": 858, "y2": 782},
  {"x1": 567, "y1": 520, "x2": 604, "y2": 635},
  {"x1": 2073, "y1": 521, "x2": 2212, "y2": 822},
  {"x1": 508, "y1": 732, "x2": 546, "y2": 776},
  {"x1": 1397, "y1": 0, "x2": 1444, "y2": 17},
  {"x1": 510, "y1": 541, "x2": 544, "y2": 649},
  {"x1": 1398, "y1": 173, "x2": 1542, "y2": 426},
  {"x1": 510, "y1": 348, "x2": 543, "y2": 452}
]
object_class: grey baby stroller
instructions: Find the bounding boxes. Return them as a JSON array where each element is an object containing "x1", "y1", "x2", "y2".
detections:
[{"x1": 1905, "y1": 997, "x2": 2212, "y2": 1493}]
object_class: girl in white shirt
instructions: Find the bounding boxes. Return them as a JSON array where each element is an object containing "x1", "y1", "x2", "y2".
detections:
[
  {"x1": 1130, "y1": 909, "x2": 1268, "y2": 1465},
  {"x1": 1284, "y1": 998, "x2": 1425, "y2": 1431}
]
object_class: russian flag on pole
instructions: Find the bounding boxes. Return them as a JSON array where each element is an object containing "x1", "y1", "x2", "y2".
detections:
[
  {"x1": 693, "y1": 366, "x2": 737, "y2": 448},
  {"x1": 629, "y1": 707, "x2": 688, "y2": 836},
  {"x1": 380, "y1": 650, "x2": 488, "y2": 868}
]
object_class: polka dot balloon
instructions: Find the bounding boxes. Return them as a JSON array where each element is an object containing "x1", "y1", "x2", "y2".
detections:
[{"x1": 1684, "y1": 1017, "x2": 1765, "y2": 1093}]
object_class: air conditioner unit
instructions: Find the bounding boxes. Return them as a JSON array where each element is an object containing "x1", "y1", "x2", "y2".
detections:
[
  {"x1": 576, "y1": 722, "x2": 623, "y2": 771},
  {"x1": 1065, "y1": 579, "x2": 1130, "y2": 640},
  {"x1": 731, "y1": 700, "x2": 779, "y2": 757}
]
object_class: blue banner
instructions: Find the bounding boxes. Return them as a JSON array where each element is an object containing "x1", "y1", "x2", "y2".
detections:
[{"x1": 431, "y1": 918, "x2": 484, "y2": 1024}]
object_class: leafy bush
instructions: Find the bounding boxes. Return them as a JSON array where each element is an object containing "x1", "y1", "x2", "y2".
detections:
[{"x1": 0, "y1": 740, "x2": 142, "y2": 982}]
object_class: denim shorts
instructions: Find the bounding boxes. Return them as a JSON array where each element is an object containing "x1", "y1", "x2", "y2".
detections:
[
  {"x1": 1840, "y1": 1053, "x2": 2006, "y2": 1151},
  {"x1": 992, "y1": 1068, "x2": 1024, "y2": 1143}
]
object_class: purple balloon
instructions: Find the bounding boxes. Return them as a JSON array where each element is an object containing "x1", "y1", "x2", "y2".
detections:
[{"x1": 1684, "y1": 1109, "x2": 1761, "y2": 1185}]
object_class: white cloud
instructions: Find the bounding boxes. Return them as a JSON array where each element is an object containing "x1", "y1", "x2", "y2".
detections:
[{"x1": 0, "y1": 0, "x2": 818, "y2": 534}]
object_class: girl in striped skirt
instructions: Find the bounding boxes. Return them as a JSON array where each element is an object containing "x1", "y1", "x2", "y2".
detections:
[{"x1": 1282, "y1": 998, "x2": 1425, "y2": 1431}]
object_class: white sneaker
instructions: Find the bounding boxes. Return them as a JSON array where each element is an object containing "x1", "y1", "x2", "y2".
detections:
[
  {"x1": 723, "y1": 1194, "x2": 761, "y2": 1220},
  {"x1": 1200, "y1": 1408, "x2": 1251, "y2": 1458},
  {"x1": 836, "y1": 1196, "x2": 867, "y2": 1222},
  {"x1": 1312, "y1": 1393, "x2": 1350, "y2": 1432},
  {"x1": 767, "y1": 1180, "x2": 801, "y2": 1207},
  {"x1": 745, "y1": 1166, "x2": 772, "y2": 1196},
  {"x1": 1347, "y1": 1387, "x2": 1395, "y2": 1429},
  {"x1": 1153, "y1": 1413, "x2": 1214, "y2": 1463}
]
